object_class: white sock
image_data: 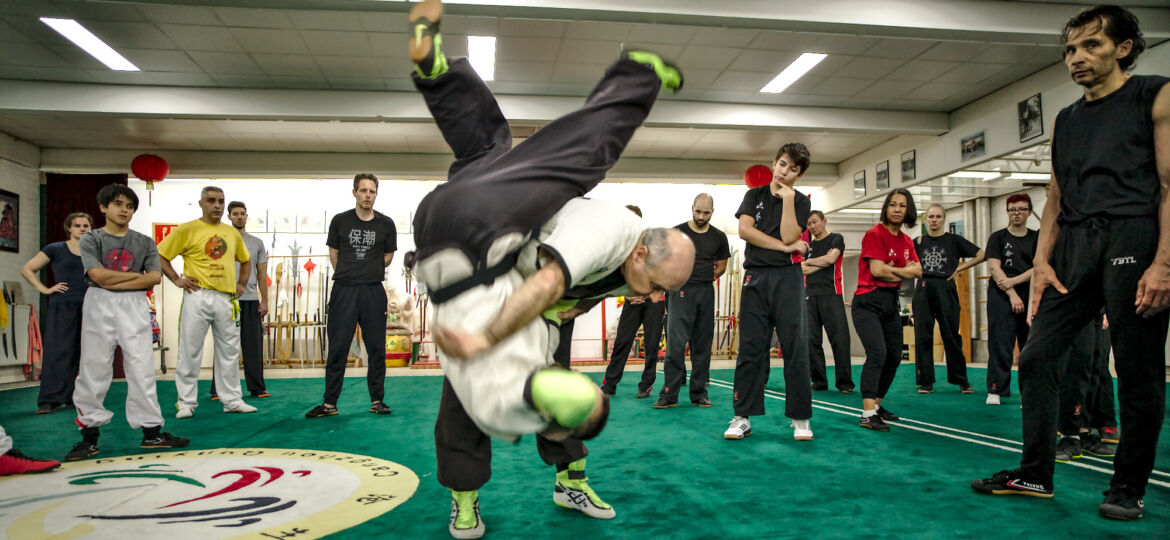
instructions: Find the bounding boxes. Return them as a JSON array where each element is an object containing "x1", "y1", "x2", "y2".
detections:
[{"x1": 862, "y1": 409, "x2": 877, "y2": 418}]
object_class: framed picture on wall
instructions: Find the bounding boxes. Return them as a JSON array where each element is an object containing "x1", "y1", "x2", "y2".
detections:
[
  {"x1": 876, "y1": 160, "x2": 890, "y2": 190},
  {"x1": 0, "y1": 189, "x2": 18, "y2": 253},
  {"x1": 901, "y1": 150, "x2": 916, "y2": 182},
  {"x1": 1018, "y1": 93, "x2": 1043, "y2": 142},
  {"x1": 853, "y1": 170, "x2": 866, "y2": 198},
  {"x1": 961, "y1": 131, "x2": 986, "y2": 161}
]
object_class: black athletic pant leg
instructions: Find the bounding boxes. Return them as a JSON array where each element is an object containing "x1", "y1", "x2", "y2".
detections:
[
  {"x1": 553, "y1": 319, "x2": 574, "y2": 368},
  {"x1": 435, "y1": 377, "x2": 493, "y2": 491},
  {"x1": 733, "y1": 270, "x2": 773, "y2": 417},
  {"x1": 541, "y1": 319, "x2": 589, "y2": 468},
  {"x1": 1085, "y1": 324, "x2": 1117, "y2": 429},
  {"x1": 933, "y1": 280, "x2": 968, "y2": 386},
  {"x1": 855, "y1": 289, "x2": 901, "y2": 400},
  {"x1": 324, "y1": 283, "x2": 361, "y2": 405},
  {"x1": 357, "y1": 284, "x2": 388, "y2": 403},
  {"x1": 912, "y1": 283, "x2": 936, "y2": 387},
  {"x1": 602, "y1": 303, "x2": 644, "y2": 391},
  {"x1": 807, "y1": 296, "x2": 830, "y2": 390},
  {"x1": 638, "y1": 301, "x2": 665, "y2": 392},
  {"x1": 986, "y1": 286, "x2": 1016, "y2": 396},
  {"x1": 688, "y1": 285, "x2": 715, "y2": 402},
  {"x1": 821, "y1": 296, "x2": 854, "y2": 391},
  {"x1": 238, "y1": 300, "x2": 266, "y2": 395},
  {"x1": 772, "y1": 266, "x2": 811, "y2": 419},
  {"x1": 412, "y1": 57, "x2": 512, "y2": 179},
  {"x1": 661, "y1": 287, "x2": 698, "y2": 403},
  {"x1": 1058, "y1": 321, "x2": 1097, "y2": 435},
  {"x1": 38, "y1": 301, "x2": 82, "y2": 406}
]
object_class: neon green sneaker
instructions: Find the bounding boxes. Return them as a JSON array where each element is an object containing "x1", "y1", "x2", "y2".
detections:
[
  {"x1": 448, "y1": 489, "x2": 484, "y2": 539},
  {"x1": 624, "y1": 50, "x2": 684, "y2": 93},
  {"x1": 554, "y1": 459, "x2": 615, "y2": 519},
  {"x1": 529, "y1": 368, "x2": 598, "y2": 429},
  {"x1": 408, "y1": 0, "x2": 448, "y2": 78}
]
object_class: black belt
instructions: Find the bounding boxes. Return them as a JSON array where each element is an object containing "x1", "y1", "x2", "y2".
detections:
[{"x1": 427, "y1": 252, "x2": 519, "y2": 305}]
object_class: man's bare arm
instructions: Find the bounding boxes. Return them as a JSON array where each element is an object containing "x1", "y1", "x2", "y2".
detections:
[{"x1": 1136, "y1": 82, "x2": 1170, "y2": 317}]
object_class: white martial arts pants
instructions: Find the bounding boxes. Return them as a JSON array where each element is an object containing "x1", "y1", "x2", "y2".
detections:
[
  {"x1": 431, "y1": 268, "x2": 558, "y2": 440},
  {"x1": 175, "y1": 288, "x2": 244, "y2": 410},
  {"x1": 73, "y1": 288, "x2": 164, "y2": 429},
  {"x1": 0, "y1": 425, "x2": 11, "y2": 454}
]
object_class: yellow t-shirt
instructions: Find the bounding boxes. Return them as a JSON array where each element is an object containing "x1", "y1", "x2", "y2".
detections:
[{"x1": 157, "y1": 219, "x2": 250, "y2": 294}]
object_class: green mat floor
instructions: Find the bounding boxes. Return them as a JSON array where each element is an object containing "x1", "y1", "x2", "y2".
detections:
[{"x1": 2, "y1": 365, "x2": 1168, "y2": 538}]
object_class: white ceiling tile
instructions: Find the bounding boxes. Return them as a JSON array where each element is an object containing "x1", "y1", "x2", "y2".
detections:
[
  {"x1": 727, "y1": 49, "x2": 799, "y2": 73},
  {"x1": 565, "y1": 21, "x2": 631, "y2": 41},
  {"x1": 486, "y1": 81, "x2": 547, "y2": 95},
  {"x1": 82, "y1": 21, "x2": 178, "y2": 49},
  {"x1": 0, "y1": 19, "x2": 26, "y2": 41},
  {"x1": 495, "y1": 61, "x2": 554, "y2": 83},
  {"x1": 210, "y1": 74, "x2": 274, "y2": 88},
  {"x1": 368, "y1": 33, "x2": 409, "y2": 58},
  {"x1": 935, "y1": 62, "x2": 1012, "y2": 84},
  {"x1": 302, "y1": 30, "x2": 374, "y2": 56},
  {"x1": 710, "y1": 71, "x2": 774, "y2": 92},
  {"x1": 0, "y1": 42, "x2": 70, "y2": 68},
  {"x1": 919, "y1": 41, "x2": 991, "y2": 62},
  {"x1": 557, "y1": 39, "x2": 621, "y2": 64},
  {"x1": 499, "y1": 19, "x2": 565, "y2": 39},
  {"x1": 327, "y1": 76, "x2": 386, "y2": 91},
  {"x1": 885, "y1": 98, "x2": 943, "y2": 111},
  {"x1": 974, "y1": 44, "x2": 1057, "y2": 65},
  {"x1": 58, "y1": 2, "x2": 148, "y2": 22},
  {"x1": 748, "y1": 31, "x2": 822, "y2": 52},
  {"x1": 252, "y1": 54, "x2": 321, "y2": 76},
  {"x1": 689, "y1": 28, "x2": 759, "y2": 48},
  {"x1": 85, "y1": 70, "x2": 159, "y2": 85},
  {"x1": 863, "y1": 38, "x2": 938, "y2": 59},
  {"x1": 48, "y1": 45, "x2": 106, "y2": 70},
  {"x1": 287, "y1": 10, "x2": 365, "y2": 31},
  {"x1": 905, "y1": 82, "x2": 968, "y2": 101},
  {"x1": 778, "y1": 74, "x2": 826, "y2": 94},
  {"x1": 811, "y1": 34, "x2": 880, "y2": 55},
  {"x1": 212, "y1": 7, "x2": 294, "y2": 29},
  {"x1": 358, "y1": 12, "x2": 409, "y2": 33},
  {"x1": 808, "y1": 77, "x2": 869, "y2": 97},
  {"x1": 677, "y1": 45, "x2": 740, "y2": 70},
  {"x1": 441, "y1": 16, "x2": 499, "y2": 36},
  {"x1": 135, "y1": 4, "x2": 222, "y2": 26},
  {"x1": 316, "y1": 56, "x2": 384, "y2": 78},
  {"x1": 495, "y1": 37, "x2": 561, "y2": 62},
  {"x1": 697, "y1": 89, "x2": 755, "y2": 103},
  {"x1": 158, "y1": 24, "x2": 244, "y2": 52},
  {"x1": 832, "y1": 57, "x2": 906, "y2": 79},
  {"x1": 854, "y1": 80, "x2": 923, "y2": 100},
  {"x1": 674, "y1": 68, "x2": 721, "y2": 91},
  {"x1": 120, "y1": 49, "x2": 202, "y2": 72},
  {"x1": 626, "y1": 24, "x2": 696, "y2": 46},
  {"x1": 884, "y1": 59, "x2": 961, "y2": 82},
  {"x1": 188, "y1": 51, "x2": 262, "y2": 74},
  {"x1": 230, "y1": 28, "x2": 310, "y2": 55}
]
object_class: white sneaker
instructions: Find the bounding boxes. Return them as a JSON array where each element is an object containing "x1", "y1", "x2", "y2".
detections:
[
  {"x1": 176, "y1": 406, "x2": 194, "y2": 419},
  {"x1": 225, "y1": 402, "x2": 258, "y2": 413},
  {"x1": 792, "y1": 419, "x2": 814, "y2": 441},
  {"x1": 986, "y1": 393, "x2": 1001, "y2": 405},
  {"x1": 724, "y1": 416, "x2": 752, "y2": 440}
]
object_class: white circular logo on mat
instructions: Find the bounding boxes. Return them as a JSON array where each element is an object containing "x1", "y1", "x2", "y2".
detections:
[{"x1": 0, "y1": 448, "x2": 418, "y2": 539}]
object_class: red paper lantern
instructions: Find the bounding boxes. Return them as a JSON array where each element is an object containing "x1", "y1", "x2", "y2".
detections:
[
  {"x1": 131, "y1": 153, "x2": 169, "y2": 191},
  {"x1": 744, "y1": 164, "x2": 772, "y2": 188}
]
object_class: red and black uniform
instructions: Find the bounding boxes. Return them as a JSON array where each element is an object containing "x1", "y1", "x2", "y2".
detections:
[
  {"x1": 853, "y1": 224, "x2": 918, "y2": 400},
  {"x1": 805, "y1": 232, "x2": 852, "y2": 391}
]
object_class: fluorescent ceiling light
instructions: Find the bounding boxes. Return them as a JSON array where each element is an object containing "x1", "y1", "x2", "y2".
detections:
[
  {"x1": 947, "y1": 171, "x2": 1002, "y2": 181},
  {"x1": 467, "y1": 35, "x2": 495, "y2": 81},
  {"x1": 760, "y1": 53, "x2": 827, "y2": 93},
  {"x1": 40, "y1": 17, "x2": 139, "y2": 71},
  {"x1": 1006, "y1": 172, "x2": 1050, "y2": 181},
  {"x1": 838, "y1": 208, "x2": 882, "y2": 214}
]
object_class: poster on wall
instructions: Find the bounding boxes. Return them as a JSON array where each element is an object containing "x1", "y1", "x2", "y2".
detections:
[
  {"x1": 270, "y1": 211, "x2": 295, "y2": 233},
  {"x1": 961, "y1": 131, "x2": 986, "y2": 161},
  {"x1": 876, "y1": 160, "x2": 890, "y2": 190},
  {"x1": 153, "y1": 223, "x2": 180, "y2": 245},
  {"x1": 247, "y1": 209, "x2": 267, "y2": 232},
  {"x1": 0, "y1": 189, "x2": 18, "y2": 253},
  {"x1": 901, "y1": 150, "x2": 916, "y2": 182},
  {"x1": 1018, "y1": 93, "x2": 1043, "y2": 142},
  {"x1": 853, "y1": 170, "x2": 866, "y2": 198},
  {"x1": 297, "y1": 211, "x2": 326, "y2": 233}
]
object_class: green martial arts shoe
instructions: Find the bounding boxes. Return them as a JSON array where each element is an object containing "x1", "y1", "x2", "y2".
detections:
[
  {"x1": 624, "y1": 50, "x2": 684, "y2": 93},
  {"x1": 448, "y1": 489, "x2": 484, "y2": 539},
  {"x1": 529, "y1": 367, "x2": 599, "y2": 430},
  {"x1": 409, "y1": 0, "x2": 449, "y2": 79},
  {"x1": 554, "y1": 459, "x2": 615, "y2": 519}
]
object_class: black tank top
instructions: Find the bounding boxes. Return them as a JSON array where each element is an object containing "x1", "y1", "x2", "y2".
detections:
[{"x1": 1051, "y1": 75, "x2": 1169, "y2": 226}]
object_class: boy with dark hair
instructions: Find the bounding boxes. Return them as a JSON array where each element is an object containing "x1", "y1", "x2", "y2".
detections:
[
  {"x1": 66, "y1": 183, "x2": 188, "y2": 461},
  {"x1": 725, "y1": 142, "x2": 815, "y2": 441},
  {"x1": 972, "y1": 4, "x2": 1169, "y2": 521}
]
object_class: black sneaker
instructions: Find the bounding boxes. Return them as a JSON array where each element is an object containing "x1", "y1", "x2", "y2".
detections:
[
  {"x1": 959, "y1": 385, "x2": 974, "y2": 394},
  {"x1": 971, "y1": 468, "x2": 1053, "y2": 498},
  {"x1": 635, "y1": 388, "x2": 651, "y2": 399},
  {"x1": 599, "y1": 386, "x2": 616, "y2": 396},
  {"x1": 1054, "y1": 436, "x2": 1082, "y2": 463},
  {"x1": 141, "y1": 432, "x2": 191, "y2": 449},
  {"x1": 838, "y1": 387, "x2": 854, "y2": 394},
  {"x1": 811, "y1": 385, "x2": 829, "y2": 391},
  {"x1": 1082, "y1": 434, "x2": 1116, "y2": 458},
  {"x1": 859, "y1": 414, "x2": 889, "y2": 431},
  {"x1": 1099, "y1": 426, "x2": 1120, "y2": 445},
  {"x1": 1099, "y1": 486, "x2": 1143, "y2": 520},
  {"x1": 691, "y1": 398, "x2": 713, "y2": 408},
  {"x1": 306, "y1": 404, "x2": 339, "y2": 418},
  {"x1": 877, "y1": 406, "x2": 899, "y2": 421},
  {"x1": 65, "y1": 441, "x2": 99, "y2": 462},
  {"x1": 917, "y1": 386, "x2": 933, "y2": 394},
  {"x1": 652, "y1": 398, "x2": 676, "y2": 409},
  {"x1": 369, "y1": 401, "x2": 392, "y2": 415},
  {"x1": 35, "y1": 403, "x2": 55, "y2": 414}
]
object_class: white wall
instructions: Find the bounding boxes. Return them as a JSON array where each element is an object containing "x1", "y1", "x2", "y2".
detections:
[{"x1": 0, "y1": 132, "x2": 41, "y2": 383}]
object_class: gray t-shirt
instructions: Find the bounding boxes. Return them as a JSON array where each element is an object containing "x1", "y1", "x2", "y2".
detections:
[
  {"x1": 236, "y1": 231, "x2": 268, "y2": 301},
  {"x1": 79, "y1": 228, "x2": 161, "y2": 292}
]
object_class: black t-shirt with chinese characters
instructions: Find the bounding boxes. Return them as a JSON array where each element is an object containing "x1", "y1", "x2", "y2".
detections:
[
  {"x1": 674, "y1": 222, "x2": 731, "y2": 286},
  {"x1": 915, "y1": 232, "x2": 980, "y2": 278},
  {"x1": 735, "y1": 185, "x2": 812, "y2": 268},
  {"x1": 985, "y1": 228, "x2": 1038, "y2": 279},
  {"x1": 326, "y1": 209, "x2": 397, "y2": 284},
  {"x1": 805, "y1": 232, "x2": 846, "y2": 296}
]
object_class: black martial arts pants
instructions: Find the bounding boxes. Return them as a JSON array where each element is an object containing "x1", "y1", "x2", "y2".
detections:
[
  {"x1": 323, "y1": 283, "x2": 387, "y2": 405},
  {"x1": 38, "y1": 300, "x2": 82, "y2": 407},
  {"x1": 601, "y1": 300, "x2": 665, "y2": 394},
  {"x1": 986, "y1": 284, "x2": 1030, "y2": 397},
  {"x1": 853, "y1": 288, "x2": 903, "y2": 400},
  {"x1": 732, "y1": 266, "x2": 811, "y2": 420},
  {"x1": 913, "y1": 277, "x2": 969, "y2": 388},
  {"x1": 1017, "y1": 217, "x2": 1166, "y2": 495},
  {"x1": 1058, "y1": 315, "x2": 1116, "y2": 435},
  {"x1": 806, "y1": 294, "x2": 853, "y2": 391},
  {"x1": 660, "y1": 283, "x2": 715, "y2": 403},
  {"x1": 422, "y1": 56, "x2": 661, "y2": 487}
]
